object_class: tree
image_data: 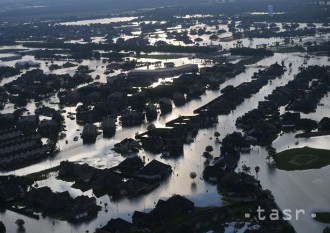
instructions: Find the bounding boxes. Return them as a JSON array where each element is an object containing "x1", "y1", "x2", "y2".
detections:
[
  {"x1": 242, "y1": 164, "x2": 251, "y2": 174},
  {"x1": 255, "y1": 166, "x2": 260, "y2": 174},
  {"x1": 15, "y1": 219, "x2": 25, "y2": 232},
  {"x1": 0, "y1": 221, "x2": 5, "y2": 233},
  {"x1": 147, "y1": 123, "x2": 156, "y2": 131},
  {"x1": 255, "y1": 166, "x2": 260, "y2": 177},
  {"x1": 214, "y1": 132, "x2": 220, "y2": 139},
  {"x1": 205, "y1": 145, "x2": 214, "y2": 152},
  {"x1": 190, "y1": 172, "x2": 197, "y2": 180},
  {"x1": 323, "y1": 226, "x2": 330, "y2": 233}
]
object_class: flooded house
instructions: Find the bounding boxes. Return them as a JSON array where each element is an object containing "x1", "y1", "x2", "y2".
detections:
[
  {"x1": 96, "y1": 218, "x2": 133, "y2": 233},
  {"x1": 113, "y1": 138, "x2": 140, "y2": 154},
  {"x1": 66, "y1": 196, "x2": 98, "y2": 221},
  {"x1": 164, "y1": 62, "x2": 175, "y2": 68},
  {"x1": 0, "y1": 175, "x2": 33, "y2": 202},
  {"x1": 101, "y1": 116, "x2": 116, "y2": 138},
  {"x1": 120, "y1": 110, "x2": 145, "y2": 127},
  {"x1": 117, "y1": 156, "x2": 144, "y2": 173},
  {"x1": 132, "y1": 195, "x2": 194, "y2": 229},
  {"x1": 18, "y1": 115, "x2": 39, "y2": 133},
  {"x1": 136, "y1": 127, "x2": 185, "y2": 156},
  {"x1": 0, "y1": 127, "x2": 47, "y2": 169},
  {"x1": 38, "y1": 120, "x2": 60, "y2": 137},
  {"x1": 81, "y1": 124, "x2": 98, "y2": 144},
  {"x1": 137, "y1": 159, "x2": 172, "y2": 180},
  {"x1": 0, "y1": 113, "x2": 16, "y2": 128}
]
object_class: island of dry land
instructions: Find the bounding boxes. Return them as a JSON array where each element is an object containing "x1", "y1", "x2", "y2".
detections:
[{"x1": 275, "y1": 147, "x2": 330, "y2": 171}]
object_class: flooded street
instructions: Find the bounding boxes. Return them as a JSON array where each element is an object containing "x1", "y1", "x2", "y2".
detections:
[{"x1": 1, "y1": 50, "x2": 329, "y2": 233}]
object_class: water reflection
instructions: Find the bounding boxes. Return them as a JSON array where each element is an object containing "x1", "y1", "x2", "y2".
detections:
[{"x1": 1, "y1": 46, "x2": 329, "y2": 232}]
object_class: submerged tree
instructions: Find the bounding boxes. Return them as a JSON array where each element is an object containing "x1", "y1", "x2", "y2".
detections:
[
  {"x1": 205, "y1": 145, "x2": 214, "y2": 152},
  {"x1": 255, "y1": 166, "x2": 260, "y2": 178},
  {"x1": 242, "y1": 164, "x2": 251, "y2": 174},
  {"x1": 323, "y1": 226, "x2": 330, "y2": 233}
]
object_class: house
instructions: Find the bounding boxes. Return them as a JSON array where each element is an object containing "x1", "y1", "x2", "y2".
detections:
[
  {"x1": 81, "y1": 124, "x2": 98, "y2": 144},
  {"x1": 164, "y1": 62, "x2": 175, "y2": 68},
  {"x1": 97, "y1": 218, "x2": 133, "y2": 233},
  {"x1": 280, "y1": 112, "x2": 301, "y2": 130},
  {"x1": 15, "y1": 61, "x2": 40, "y2": 69},
  {"x1": 0, "y1": 175, "x2": 32, "y2": 203},
  {"x1": 117, "y1": 156, "x2": 144, "y2": 172},
  {"x1": 154, "y1": 195, "x2": 195, "y2": 218},
  {"x1": 115, "y1": 179, "x2": 150, "y2": 196},
  {"x1": 120, "y1": 110, "x2": 145, "y2": 127},
  {"x1": 18, "y1": 115, "x2": 39, "y2": 133},
  {"x1": 136, "y1": 128, "x2": 185, "y2": 156},
  {"x1": 63, "y1": 62, "x2": 77, "y2": 68},
  {"x1": 132, "y1": 211, "x2": 153, "y2": 228},
  {"x1": 138, "y1": 160, "x2": 172, "y2": 180},
  {"x1": 107, "y1": 92, "x2": 126, "y2": 109},
  {"x1": 132, "y1": 195, "x2": 194, "y2": 228},
  {"x1": 58, "y1": 161, "x2": 123, "y2": 196},
  {"x1": 113, "y1": 138, "x2": 139, "y2": 154},
  {"x1": 38, "y1": 120, "x2": 60, "y2": 137},
  {"x1": 319, "y1": 117, "x2": 330, "y2": 131},
  {"x1": 66, "y1": 196, "x2": 97, "y2": 221},
  {"x1": 256, "y1": 44, "x2": 267, "y2": 49},
  {"x1": 0, "y1": 55, "x2": 22, "y2": 61},
  {"x1": 59, "y1": 161, "x2": 98, "y2": 183},
  {"x1": 0, "y1": 114, "x2": 16, "y2": 129},
  {"x1": 60, "y1": 92, "x2": 81, "y2": 106},
  {"x1": 102, "y1": 116, "x2": 116, "y2": 138}
]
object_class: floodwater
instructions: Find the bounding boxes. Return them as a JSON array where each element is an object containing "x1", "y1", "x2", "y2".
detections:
[
  {"x1": 1, "y1": 35, "x2": 330, "y2": 233},
  {"x1": 59, "y1": 17, "x2": 138, "y2": 26}
]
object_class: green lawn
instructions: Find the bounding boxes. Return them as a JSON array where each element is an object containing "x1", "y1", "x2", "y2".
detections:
[
  {"x1": 25, "y1": 166, "x2": 60, "y2": 181},
  {"x1": 134, "y1": 53, "x2": 189, "y2": 60},
  {"x1": 273, "y1": 46, "x2": 305, "y2": 53},
  {"x1": 237, "y1": 56, "x2": 265, "y2": 66},
  {"x1": 313, "y1": 212, "x2": 330, "y2": 223},
  {"x1": 275, "y1": 147, "x2": 330, "y2": 171}
]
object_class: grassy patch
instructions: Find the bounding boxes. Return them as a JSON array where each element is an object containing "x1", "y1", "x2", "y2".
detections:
[
  {"x1": 71, "y1": 182, "x2": 92, "y2": 192},
  {"x1": 275, "y1": 147, "x2": 330, "y2": 171},
  {"x1": 313, "y1": 212, "x2": 330, "y2": 223},
  {"x1": 237, "y1": 56, "x2": 265, "y2": 66},
  {"x1": 25, "y1": 166, "x2": 60, "y2": 181},
  {"x1": 134, "y1": 53, "x2": 189, "y2": 60},
  {"x1": 273, "y1": 46, "x2": 305, "y2": 53}
]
